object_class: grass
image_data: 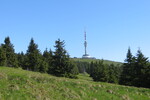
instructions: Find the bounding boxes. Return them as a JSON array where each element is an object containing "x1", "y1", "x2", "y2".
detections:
[
  {"x1": 72, "y1": 58, "x2": 122, "y2": 65},
  {"x1": 0, "y1": 66, "x2": 150, "y2": 100}
]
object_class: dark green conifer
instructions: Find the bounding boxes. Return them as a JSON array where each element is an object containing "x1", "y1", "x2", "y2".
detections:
[
  {"x1": 120, "y1": 48, "x2": 133, "y2": 85},
  {"x1": 39, "y1": 55, "x2": 49, "y2": 73},
  {"x1": 132, "y1": 49, "x2": 149, "y2": 87},
  {"x1": 43, "y1": 48, "x2": 53, "y2": 73},
  {"x1": 26, "y1": 38, "x2": 41, "y2": 71},
  {"x1": 2, "y1": 37, "x2": 18, "y2": 67},
  {"x1": 91, "y1": 60, "x2": 109, "y2": 82},
  {"x1": 51, "y1": 39, "x2": 78, "y2": 78},
  {"x1": 17, "y1": 52, "x2": 25, "y2": 68},
  {"x1": 108, "y1": 64, "x2": 121, "y2": 84},
  {"x1": 0, "y1": 46, "x2": 6, "y2": 66}
]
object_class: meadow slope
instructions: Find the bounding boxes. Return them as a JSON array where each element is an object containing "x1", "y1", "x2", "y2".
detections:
[
  {"x1": 72, "y1": 58, "x2": 122, "y2": 65},
  {"x1": 0, "y1": 67, "x2": 150, "y2": 100}
]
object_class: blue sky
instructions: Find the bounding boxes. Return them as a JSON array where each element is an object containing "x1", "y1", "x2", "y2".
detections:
[{"x1": 0, "y1": 0, "x2": 150, "y2": 62}]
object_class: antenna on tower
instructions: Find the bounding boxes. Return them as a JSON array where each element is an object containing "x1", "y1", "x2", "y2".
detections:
[
  {"x1": 82, "y1": 28, "x2": 96, "y2": 59},
  {"x1": 84, "y1": 27, "x2": 86, "y2": 41},
  {"x1": 84, "y1": 28, "x2": 87, "y2": 55}
]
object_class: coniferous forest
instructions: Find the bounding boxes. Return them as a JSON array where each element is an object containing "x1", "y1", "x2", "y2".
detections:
[{"x1": 0, "y1": 37, "x2": 150, "y2": 88}]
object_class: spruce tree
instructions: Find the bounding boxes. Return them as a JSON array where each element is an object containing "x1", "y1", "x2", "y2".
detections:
[
  {"x1": 120, "y1": 48, "x2": 150, "y2": 88},
  {"x1": 133, "y1": 49, "x2": 149, "y2": 87},
  {"x1": 91, "y1": 61, "x2": 109, "y2": 82},
  {"x1": 120, "y1": 47, "x2": 134, "y2": 85},
  {"x1": 26, "y1": 38, "x2": 41, "y2": 71},
  {"x1": 2, "y1": 37, "x2": 18, "y2": 67},
  {"x1": 108, "y1": 64, "x2": 121, "y2": 84},
  {"x1": 90, "y1": 61, "x2": 94, "y2": 77},
  {"x1": 39, "y1": 55, "x2": 49, "y2": 73},
  {"x1": 0, "y1": 46, "x2": 6, "y2": 66},
  {"x1": 17, "y1": 52, "x2": 25, "y2": 68},
  {"x1": 92, "y1": 61, "x2": 101, "y2": 81},
  {"x1": 51, "y1": 39, "x2": 78, "y2": 78},
  {"x1": 43, "y1": 48, "x2": 53, "y2": 73},
  {"x1": 98, "y1": 61, "x2": 109, "y2": 82}
]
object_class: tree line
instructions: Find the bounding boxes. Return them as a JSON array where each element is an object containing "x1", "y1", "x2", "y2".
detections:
[
  {"x1": 75, "y1": 49, "x2": 150, "y2": 88},
  {"x1": 120, "y1": 48, "x2": 150, "y2": 88},
  {"x1": 0, "y1": 37, "x2": 149, "y2": 88},
  {"x1": 0, "y1": 37, "x2": 78, "y2": 78},
  {"x1": 77, "y1": 48, "x2": 150, "y2": 88}
]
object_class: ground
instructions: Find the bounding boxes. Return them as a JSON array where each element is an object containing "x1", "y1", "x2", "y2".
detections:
[{"x1": 0, "y1": 66, "x2": 150, "y2": 100}]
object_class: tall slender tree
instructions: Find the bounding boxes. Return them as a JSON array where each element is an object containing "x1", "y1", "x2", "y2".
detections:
[
  {"x1": 108, "y1": 64, "x2": 121, "y2": 84},
  {"x1": 51, "y1": 39, "x2": 78, "y2": 78},
  {"x1": 26, "y1": 38, "x2": 41, "y2": 71},
  {"x1": 91, "y1": 61, "x2": 109, "y2": 82},
  {"x1": 132, "y1": 49, "x2": 149, "y2": 87},
  {"x1": 120, "y1": 47, "x2": 134, "y2": 85},
  {"x1": 17, "y1": 52, "x2": 25, "y2": 68},
  {"x1": 120, "y1": 48, "x2": 150, "y2": 88},
  {"x1": 43, "y1": 48, "x2": 53, "y2": 74},
  {"x1": 2, "y1": 37, "x2": 18, "y2": 67}
]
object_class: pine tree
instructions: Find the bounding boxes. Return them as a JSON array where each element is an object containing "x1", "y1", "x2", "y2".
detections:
[
  {"x1": 125, "y1": 47, "x2": 133, "y2": 64},
  {"x1": 120, "y1": 47, "x2": 134, "y2": 85},
  {"x1": 65, "y1": 60, "x2": 79, "y2": 78},
  {"x1": 51, "y1": 39, "x2": 78, "y2": 78},
  {"x1": 2, "y1": 37, "x2": 18, "y2": 67},
  {"x1": 26, "y1": 38, "x2": 41, "y2": 71},
  {"x1": 98, "y1": 61, "x2": 109, "y2": 82},
  {"x1": 90, "y1": 61, "x2": 94, "y2": 77},
  {"x1": 92, "y1": 61, "x2": 101, "y2": 81},
  {"x1": 43, "y1": 48, "x2": 53, "y2": 73},
  {"x1": 17, "y1": 52, "x2": 25, "y2": 68},
  {"x1": 120, "y1": 48, "x2": 150, "y2": 88},
  {"x1": 39, "y1": 55, "x2": 49, "y2": 73},
  {"x1": 132, "y1": 49, "x2": 149, "y2": 87},
  {"x1": 0, "y1": 46, "x2": 6, "y2": 66},
  {"x1": 91, "y1": 61, "x2": 109, "y2": 82},
  {"x1": 108, "y1": 64, "x2": 121, "y2": 84}
]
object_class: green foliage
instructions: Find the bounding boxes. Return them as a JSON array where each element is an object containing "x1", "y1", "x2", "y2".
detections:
[
  {"x1": 90, "y1": 61, "x2": 121, "y2": 84},
  {"x1": 43, "y1": 48, "x2": 53, "y2": 74},
  {"x1": 73, "y1": 58, "x2": 122, "y2": 65},
  {"x1": 1, "y1": 37, "x2": 18, "y2": 67},
  {"x1": 91, "y1": 61, "x2": 109, "y2": 82},
  {"x1": 17, "y1": 52, "x2": 25, "y2": 68},
  {"x1": 0, "y1": 67, "x2": 150, "y2": 100},
  {"x1": 0, "y1": 46, "x2": 6, "y2": 66},
  {"x1": 74, "y1": 58, "x2": 122, "y2": 77},
  {"x1": 66, "y1": 60, "x2": 79, "y2": 78},
  {"x1": 51, "y1": 39, "x2": 78, "y2": 78},
  {"x1": 120, "y1": 48, "x2": 134, "y2": 86},
  {"x1": 76, "y1": 61, "x2": 90, "y2": 73},
  {"x1": 1, "y1": 36, "x2": 150, "y2": 88},
  {"x1": 120, "y1": 48, "x2": 150, "y2": 88},
  {"x1": 132, "y1": 49, "x2": 150, "y2": 87},
  {"x1": 26, "y1": 38, "x2": 41, "y2": 71},
  {"x1": 39, "y1": 55, "x2": 49, "y2": 73},
  {"x1": 108, "y1": 64, "x2": 121, "y2": 84}
]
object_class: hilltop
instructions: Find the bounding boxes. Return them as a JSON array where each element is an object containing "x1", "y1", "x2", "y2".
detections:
[
  {"x1": 0, "y1": 66, "x2": 149, "y2": 100},
  {"x1": 72, "y1": 58, "x2": 122, "y2": 65}
]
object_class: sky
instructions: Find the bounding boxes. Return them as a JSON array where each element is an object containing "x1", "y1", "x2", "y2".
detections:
[{"x1": 0, "y1": 0, "x2": 150, "y2": 62}]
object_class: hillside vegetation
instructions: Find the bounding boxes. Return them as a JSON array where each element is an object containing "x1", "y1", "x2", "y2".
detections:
[
  {"x1": 72, "y1": 58, "x2": 122, "y2": 65},
  {"x1": 0, "y1": 66, "x2": 150, "y2": 100}
]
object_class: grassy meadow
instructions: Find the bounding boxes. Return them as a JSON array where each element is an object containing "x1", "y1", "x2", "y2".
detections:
[
  {"x1": 0, "y1": 66, "x2": 150, "y2": 100},
  {"x1": 72, "y1": 58, "x2": 122, "y2": 65}
]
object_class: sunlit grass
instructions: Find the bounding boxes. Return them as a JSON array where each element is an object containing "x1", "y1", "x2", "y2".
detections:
[
  {"x1": 0, "y1": 66, "x2": 149, "y2": 100},
  {"x1": 72, "y1": 58, "x2": 122, "y2": 65}
]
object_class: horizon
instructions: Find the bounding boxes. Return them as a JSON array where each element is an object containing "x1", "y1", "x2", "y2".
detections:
[{"x1": 1, "y1": 0, "x2": 150, "y2": 62}]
